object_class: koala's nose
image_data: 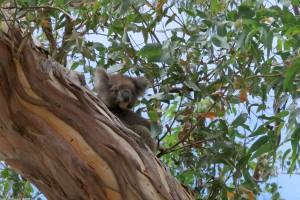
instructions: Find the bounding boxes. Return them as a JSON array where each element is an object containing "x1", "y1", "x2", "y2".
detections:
[{"x1": 122, "y1": 91, "x2": 131, "y2": 102}]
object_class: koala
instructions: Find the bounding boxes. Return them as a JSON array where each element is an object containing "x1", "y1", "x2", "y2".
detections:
[{"x1": 94, "y1": 68, "x2": 156, "y2": 153}]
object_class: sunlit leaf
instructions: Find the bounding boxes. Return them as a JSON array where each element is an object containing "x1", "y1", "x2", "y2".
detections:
[
  {"x1": 277, "y1": 38, "x2": 283, "y2": 52},
  {"x1": 70, "y1": 62, "x2": 80, "y2": 70},
  {"x1": 264, "y1": 18, "x2": 272, "y2": 23},
  {"x1": 148, "y1": 110, "x2": 159, "y2": 121},
  {"x1": 275, "y1": 110, "x2": 289, "y2": 118},
  {"x1": 227, "y1": 191, "x2": 234, "y2": 198}
]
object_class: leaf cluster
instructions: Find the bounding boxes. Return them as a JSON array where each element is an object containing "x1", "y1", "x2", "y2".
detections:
[{"x1": 0, "y1": 161, "x2": 42, "y2": 199}]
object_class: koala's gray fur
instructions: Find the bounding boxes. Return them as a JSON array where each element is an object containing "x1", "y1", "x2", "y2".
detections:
[{"x1": 94, "y1": 68, "x2": 156, "y2": 153}]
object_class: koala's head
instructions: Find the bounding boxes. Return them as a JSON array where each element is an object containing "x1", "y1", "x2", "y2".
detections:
[{"x1": 94, "y1": 68, "x2": 149, "y2": 110}]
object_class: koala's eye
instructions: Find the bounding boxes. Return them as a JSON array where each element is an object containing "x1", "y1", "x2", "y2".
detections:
[{"x1": 111, "y1": 87, "x2": 119, "y2": 93}]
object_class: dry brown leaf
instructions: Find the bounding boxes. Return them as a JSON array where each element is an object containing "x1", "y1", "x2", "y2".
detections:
[
  {"x1": 240, "y1": 90, "x2": 248, "y2": 103},
  {"x1": 199, "y1": 112, "x2": 217, "y2": 119}
]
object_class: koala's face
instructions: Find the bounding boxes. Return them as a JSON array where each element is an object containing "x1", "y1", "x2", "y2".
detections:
[
  {"x1": 94, "y1": 68, "x2": 149, "y2": 110},
  {"x1": 107, "y1": 75, "x2": 139, "y2": 109}
]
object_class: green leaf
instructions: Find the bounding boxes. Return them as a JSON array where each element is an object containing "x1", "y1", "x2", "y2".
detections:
[
  {"x1": 122, "y1": 31, "x2": 128, "y2": 44},
  {"x1": 148, "y1": 92, "x2": 173, "y2": 102},
  {"x1": 248, "y1": 135, "x2": 269, "y2": 154},
  {"x1": 211, "y1": 36, "x2": 221, "y2": 47},
  {"x1": 109, "y1": 64, "x2": 124, "y2": 72},
  {"x1": 291, "y1": 126, "x2": 300, "y2": 140},
  {"x1": 1, "y1": 168, "x2": 9, "y2": 178},
  {"x1": 188, "y1": 34, "x2": 207, "y2": 43},
  {"x1": 141, "y1": 29, "x2": 148, "y2": 44},
  {"x1": 81, "y1": 47, "x2": 95, "y2": 61},
  {"x1": 290, "y1": 140, "x2": 299, "y2": 173},
  {"x1": 275, "y1": 110, "x2": 289, "y2": 118},
  {"x1": 283, "y1": 59, "x2": 300, "y2": 92},
  {"x1": 184, "y1": 81, "x2": 201, "y2": 91},
  {"x1": 254, "y1": 0, "x2": 264, "y2": 9},
  {"x1": 236, "y1": 31, "x2": 248, "y2": 48},
  {"x1": 217, "y1": 24, "x2": 227, "y2": 37},
  {"x1": 249, "y1": 124, "x2": 268, "y2": 137},
  {"x1": 277, "y1": 38, "x2": 283, "y2": 52},
  {"x1": 227, "y1": 10, "x2": 237, "y2": 21},
  {"x1": 166, "y1": 14, "x2": 175, "y2": 26},
  {"x1": 282, "y1": 149, "x2": 291, "y2": 168},
  {"x1": 93, "y1": 42, "x2": 106, "y2": 52},
  {"x1": 16, "y1": 0, "x2": 28, "y2": 6},
  {"x1": 236, "y1": 154, "x2": 251, "y2": 170},
  {"x1": 251, "y1": 143, "x2": 272, "y2": 159},
  {"x1": 266, "y1": 31, "x2": 273, "y2": 58},
  {"x1": 231, "y1": 113, "x2": 248, "y2": 127},
  {"x1": 148, "y1": 110, "x2": 159, "y2": 121},
  {"x1": 150, "y1": 122, "x2": 161, "y2": 137},
  {"x1": 282, "y1": 127, "x2": 297, "y2": 144},
  {"x1": 158, "y1": 52, "x2": 173, "y2": 64},
  {"x1": 196, "y1": 10, "x2": 208, "y2": 18},
  {"x1": 238, "y1": 6, "x2": 255, "y2": 19},
  {"x1": 3, "y1": 181, "x2": 9, "y2": 195},
  {"x1": 137, "y1": 43, "x2": 162, "y2": 58},
  {"x1": 283, "y1": 11, "x2": 296, "y2": 24},
  {"x1": 243, "y1": 169, "x2": 258, "y2": 187},
  {"x1": 25, "y1": 182, "x2": 34, "y2": 193}
]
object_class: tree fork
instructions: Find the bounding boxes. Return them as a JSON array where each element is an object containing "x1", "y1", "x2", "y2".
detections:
[{"x1": 0, "y1": 16, "x2": 193, "y2": 200}]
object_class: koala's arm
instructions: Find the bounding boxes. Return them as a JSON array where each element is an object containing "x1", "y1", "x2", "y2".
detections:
[
  {"x1": 111, "y1": 108, "x2": 150, "y2": 129},
  {"x1": 111, "y1": 109, "x2": 156, "y2": 153},
  {"x1": 130, "y1": 125, "x2": 157, "y2": 153}
]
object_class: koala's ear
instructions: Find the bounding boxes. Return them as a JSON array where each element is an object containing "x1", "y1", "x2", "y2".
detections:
[
  {"x1": 133, "y1": 76, "x2": 149, "y2": 96},
  {"x1": 94, "y1": 68, "x2": 110, "y2": 92}
]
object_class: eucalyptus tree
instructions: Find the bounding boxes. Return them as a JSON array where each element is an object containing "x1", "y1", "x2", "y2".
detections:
[{"x1": 1, "y1": 0, "x2": 300, "y2": 199}]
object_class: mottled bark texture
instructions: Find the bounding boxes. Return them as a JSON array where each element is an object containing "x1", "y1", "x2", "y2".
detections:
[{"x1": 0, "y1": 20, "x2": 193, "y2": 200}]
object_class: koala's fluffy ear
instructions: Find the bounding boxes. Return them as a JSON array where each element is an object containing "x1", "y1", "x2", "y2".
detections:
[
  {"x1": 94, "y1": 68, "x2": 110, "y2": 92},
  {"x1": 133, "y1": 76, "x2": 149, "y2": 97}
]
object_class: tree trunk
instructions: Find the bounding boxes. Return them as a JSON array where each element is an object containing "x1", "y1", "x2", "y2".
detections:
[{"x1": 0, "y1": 15, "x2": 193, "y2": 200}]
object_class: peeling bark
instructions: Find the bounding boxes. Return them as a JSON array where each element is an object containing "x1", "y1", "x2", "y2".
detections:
[{"x1": 0, "y1": 17, "x2": 194, "y2": 200}]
